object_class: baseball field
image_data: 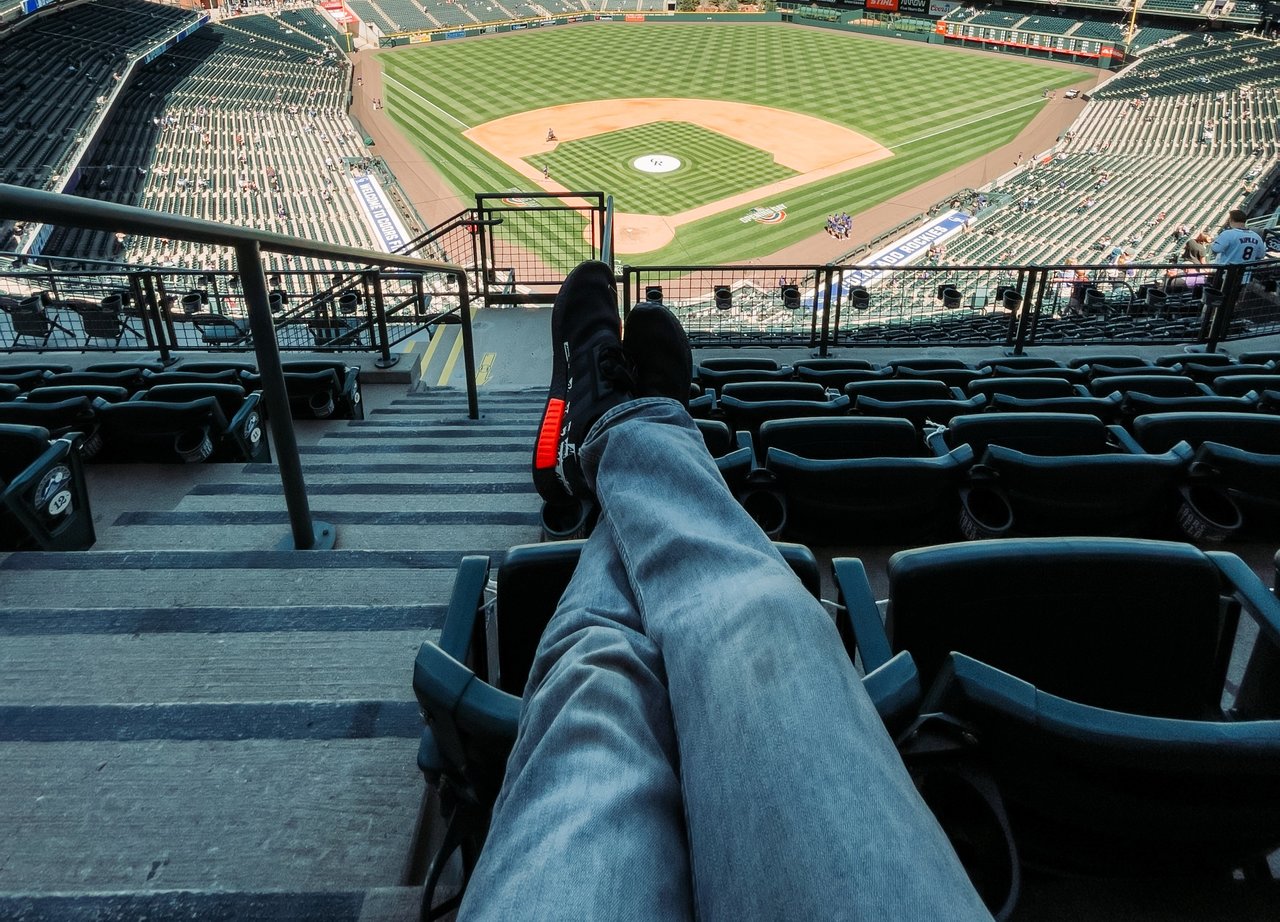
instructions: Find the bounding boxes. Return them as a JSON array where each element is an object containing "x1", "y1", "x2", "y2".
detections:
[{"x1": 380, "y1": 22, "x2": 1084, "y2": 264}]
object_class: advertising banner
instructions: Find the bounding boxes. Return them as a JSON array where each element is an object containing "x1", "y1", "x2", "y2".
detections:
[
  {"x1": 834, "y1": 210, "x2": 971, "y2": 291},
  {"x1": 864, "y1": 0, "x2": 899, "y2": 11},
  {"x1": 899, "y1": 0, "x2": 929, "y2": 13},
  {"x1": 351, "y1": 175, "x2": 410, "y2": 252},
  {"x1": 927, "y1": 0, "x2": 959, "y2": 15}
]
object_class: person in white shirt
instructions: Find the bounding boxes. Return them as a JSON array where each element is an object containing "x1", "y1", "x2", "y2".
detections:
[{"x1": 1211, "y1": 209, "x2": 1265, "y2": 266}]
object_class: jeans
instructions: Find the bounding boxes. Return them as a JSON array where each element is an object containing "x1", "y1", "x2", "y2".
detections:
[{"x1": 461, "y1": 398, "x2": 990, "y2": 921}]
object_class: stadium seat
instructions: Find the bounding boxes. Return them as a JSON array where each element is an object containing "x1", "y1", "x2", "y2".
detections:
[
  {"x1": 1132, "y1": 413, "x2": 1280, "y2": 455},
  {"x1": 0, "y1": 369, "x2": 56, "y2": 392},
  {"x1": 928, "y1": 412, "x2": 1139, "y2": 458},
  {"x1": 281, "y1": 360, "x2": 362, "y2": 419},
  {"x1": 47, "y1": 369, "x2": 149, "y2": 393},
  {"x1": 1067, "y1": 354, "x2": 1146, "y2": 370},
  {"x1": 142, "y1": 369, "x2": 246, "y2": 387},
  {"x1": 1239, "y1": 351, "x2": 1280, "y2": 366},
  {"x1": 1, "y1": 297, "x2": 74, "y2": 348},
  {"x1": 962, "y1": 444, "x2": 1190, "y2": 539},
  {"x1": 86, "y1": 362, "x2": 168, "y2": 374},
  {"x1": 974, "y1": 356, "x2": 1064, "y2": 371},
  {"x1": 889, "y1": 358, "x2": 971, "y2": 371},
  {"x1": 0, "y1": 396, "x2": 103, "y2": 454},
  {"x1": 760, "y1": 417, "x2": 972, "y2": 544},
  {"x1": 1089, "y1": 375, "x2": 1210, "y2": 398},
  {"x1": 190, "y1": 312, "x2": 252, "y2": 347},
  {"x1": 696, "y1": 361, "x2": 794, "y2": 393},
  {"x1": 1130, "y1": 412, "x2": 1280, "y2": 535},
  {"x1": 984, "y1": 364, "x2": 1090, "y2": 385},
  {"x1": 25, "y1": 385, "x2": 132, "y2": 404},
  {"x1": 987, "y1": 393, "x2": 1122, "y2": 420},
  {"x1": 832, "y1": 537, "x2": 1262, "y2": 715},
  {"x1": 895, "y1": 365, "x2": 987, "y2": 389},
  {"x1": 414, "y1": 543, "x2": 920, "y2": 918},
  {"x1": 94, "y1": 394, "x2": 245, "y2": 463},
  {"x1": 140, "y1": 383, "x2": 270, "y2": 462},
  {"x1": 0, "y1": 423, "x2": 95, "y2": 551},
  {"x1": 1211, "y1": 374, "x2": 1280, "y2": 398},
  {"x1": 853, "y1": 394, "x2": 988, "y2": 427},
  {"x1": 1178, "y1": 363, "x2": 1277, "y2": 385},
  {"x1": 1121, "y1": 393, "x2": 1259, "y2": 418},
  {"x1": 1088, "y1": 364, "x2": 1182, "y2": 381},
  {"x1": 717, "y1": 383, "x2": 848, "y2": 437},
  {"x1": 793, "y1": 358, "x2": 892, "y2": 389},
  {"x1": 966, "y1": 377, "x2": 1087, "y2": 400},
  {"x1": 845, "y1": 379, "x2": 959, "y2": 402},
  {"x1": 1154, "y1": 352, "x2": 1235, "y2": 368}
]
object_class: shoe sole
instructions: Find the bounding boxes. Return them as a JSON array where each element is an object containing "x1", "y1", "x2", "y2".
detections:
[{"x1": 532, "y1": 297, "x2": 570, "y2": 504}]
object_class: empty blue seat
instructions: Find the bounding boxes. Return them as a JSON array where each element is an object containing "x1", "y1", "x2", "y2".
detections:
[{"x1": 0, "y1": 423, "x2": 95, "y2": 551}]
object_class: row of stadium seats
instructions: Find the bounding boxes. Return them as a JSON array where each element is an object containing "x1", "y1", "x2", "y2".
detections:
[
  {"x1": 412, "y1": 538, "x2": 1280, "y2": 917},
  {"x1": 45, "y1": 16, "x2": 377, "y2": 273},
  {"x1": 0, "y1": 0, "x2": 201, "y2": 204},
  {"x1": 696, "y1": 375, "x2": 1280, "y2": 437},
  {"x1": 694, "y1": 352, "x2": 1280, "y2": 392},
  {"x1": 0, "y1": 359, "x2": 362, "y2": 463},
  {"x1": 721, "y1": 410, "x2": 1280, "y2": 545}
]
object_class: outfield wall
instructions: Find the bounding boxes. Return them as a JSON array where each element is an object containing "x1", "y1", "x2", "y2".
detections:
[{"x1": 379, "y1": 12, "x2": 782, "y2": 48}]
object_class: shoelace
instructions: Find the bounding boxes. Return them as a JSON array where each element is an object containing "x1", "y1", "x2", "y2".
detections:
[{"x1": 597, "y1": 343, "x2": 638, "y2": 394}]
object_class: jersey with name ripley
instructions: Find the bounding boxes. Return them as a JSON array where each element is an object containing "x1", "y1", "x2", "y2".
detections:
[{"x1": 1212, "y1": 228, "x2": 1266, "y2": 264}]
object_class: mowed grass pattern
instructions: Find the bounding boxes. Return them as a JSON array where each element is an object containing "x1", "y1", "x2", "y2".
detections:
[
  {"x1": 529, "y1": 122, "x2": 795, "y2": 216},
  {"x1": 382, "y1": 23, "x2": 1083, "y2": 262}
]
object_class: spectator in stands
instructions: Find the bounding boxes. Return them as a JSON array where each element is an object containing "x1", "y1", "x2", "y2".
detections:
[
  {"x1": 1183, "y1": 231, "x2": 1211, "y2": 265},
  {"x1": 463, "y1": 260, "x2": 990, "y2": 921},
  {"x1": 1211, "y1": 209, "x2": 1267, "y2": 282}
]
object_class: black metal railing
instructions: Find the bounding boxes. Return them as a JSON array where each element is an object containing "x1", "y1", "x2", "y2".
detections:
[
  {"x1": 0, "y1": 182, "x2": 477, "y2": 551},
  {"x1": 622, "y1": 259, "x2": 1280, "y2": 354}
]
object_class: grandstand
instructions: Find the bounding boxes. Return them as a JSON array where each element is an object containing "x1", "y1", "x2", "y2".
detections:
[
  {"x1": 2, "y1": 3, "x2": 1280, "y2": 921},
  {"x1": 42, "y1": 14, "x2": 388, "y2": 274},
  {"x1": 0, "y1": 0, "x2": 202, "y2": 249}
]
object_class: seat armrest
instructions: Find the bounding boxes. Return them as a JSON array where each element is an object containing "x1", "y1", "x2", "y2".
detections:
[
  {"x1": 832, "y1": 557, "x2": 894, "y2": 671},
  {"x1": 437, "y1": 556, "x2": 491, "y2": 662},
  {"x1": 1206, "y1": 551, "x2": 1280, "y2": 650},
  {"x1": 1106, "y1": 424, "x2": 1143, "y2": 455},
  {"x1": 863, "y1": 650, "x2": 921, "y2": 733},
  {"x1": 923, "y1": 424, "x2": 951, "y2": 457}
]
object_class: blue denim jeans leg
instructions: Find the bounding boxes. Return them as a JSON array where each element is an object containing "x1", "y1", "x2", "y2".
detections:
[
  {"x1": 460, "y1": 514, "x2": 695, "y2": 922},
  {"x1": 464, "y1": 397, "x2": 989, "y2": 921}
]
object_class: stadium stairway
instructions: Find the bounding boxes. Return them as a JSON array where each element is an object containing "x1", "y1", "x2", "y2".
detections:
[{"x1": 0, "y1": 376, "x2": 546, "y2": 922}]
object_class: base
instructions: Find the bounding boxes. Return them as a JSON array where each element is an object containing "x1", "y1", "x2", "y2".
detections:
[{"x1": 276, "y1": 521, "x2": 337, "y2": 551}]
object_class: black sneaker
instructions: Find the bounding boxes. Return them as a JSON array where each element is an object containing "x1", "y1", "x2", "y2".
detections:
[
  {"x1": 624, "y1": 301, "x2": 692, "y2": 406},
  {"x1": 532, "y1": 261, "x2": 635, "y2": 503}
]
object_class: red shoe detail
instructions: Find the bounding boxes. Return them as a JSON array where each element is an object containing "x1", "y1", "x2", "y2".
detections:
[{"x1": 535, "y1": 399, "x2": 565, "y2": 470}]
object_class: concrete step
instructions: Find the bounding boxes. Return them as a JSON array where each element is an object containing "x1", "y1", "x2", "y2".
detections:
[
  {"x1": 0, "y1": 887, "x2": 425, "y2": 922},
  {"x1": 101, "y1": 521, "x2": 538, "y2": 552},
  {"x1": 0, "y1": 551, "x2": 474, "y2": 608},
  {"x1": 0, "y1": 737, "x2": 422, "y2": 892},
  {"x1": 173, "y1": 493, "x2": 536, "y2": 515},
  {"x1": 0, "y1": 631, "x2": 430, "y2": 705}
]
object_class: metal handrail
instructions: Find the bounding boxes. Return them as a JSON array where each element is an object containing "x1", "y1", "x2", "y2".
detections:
[
  {"x1": 601, "y1": 194, "x2": 614, "y2": 270},
  {"x1": 0, "y1": 183, "x2": 479, "y2": 550}
]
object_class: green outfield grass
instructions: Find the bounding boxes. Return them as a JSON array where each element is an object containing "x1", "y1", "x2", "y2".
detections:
[
  {"x1": 381, "y1": 23, "x2": 1084, "y2": 263},
  {"x1": 526, "y1": 121, "x2": 796, "y2": 216}
]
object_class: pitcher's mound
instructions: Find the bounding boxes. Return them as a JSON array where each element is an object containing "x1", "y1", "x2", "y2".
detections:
[{"x1": 632, "y1": 154, "x2": 681, "y2": 174}]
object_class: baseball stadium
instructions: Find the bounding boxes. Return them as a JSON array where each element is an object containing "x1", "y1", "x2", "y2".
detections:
[{"x1": 2, "y1": 0, "x2": 1280, "y2": 919}]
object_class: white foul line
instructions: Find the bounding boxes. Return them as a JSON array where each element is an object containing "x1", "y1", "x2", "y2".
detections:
[{"x1": 383, "y1": 74, "x2": 471, "y2": 130}]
